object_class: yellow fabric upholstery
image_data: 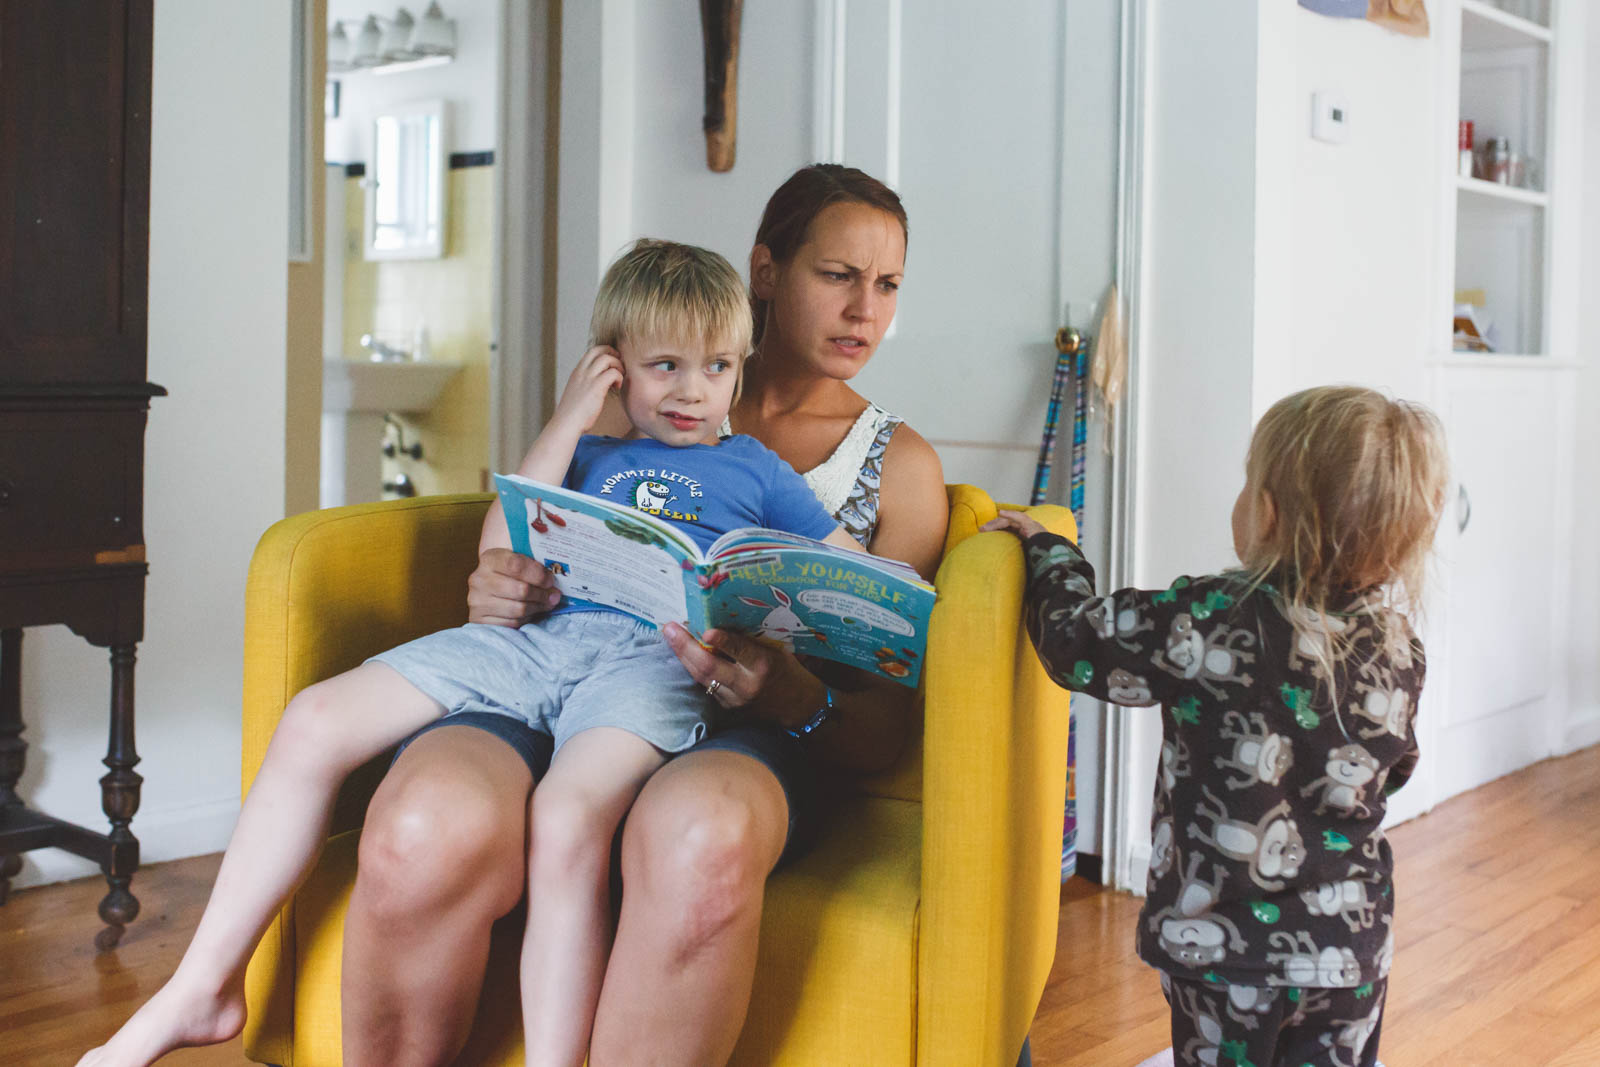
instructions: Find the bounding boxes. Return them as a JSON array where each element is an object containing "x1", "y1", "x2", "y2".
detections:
[{"x1": 240, "y1": 486, "x2": 1074, "y2": 1066}]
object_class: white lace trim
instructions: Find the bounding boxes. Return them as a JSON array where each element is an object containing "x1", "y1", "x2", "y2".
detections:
[{"x1": 717, "y1": 403, "x2": 893, "y2": 517}]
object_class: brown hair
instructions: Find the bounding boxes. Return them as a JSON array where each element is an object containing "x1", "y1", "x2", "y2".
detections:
[
  {"x1": 749, "y1": 164, "x2": 909, "y2": 348},
  {"x1": 1240, "y1": 386, "x2": 1449, "y2": 701}
]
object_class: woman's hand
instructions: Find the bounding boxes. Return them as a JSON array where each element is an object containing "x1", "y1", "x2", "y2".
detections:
[
  {"x1": 467, "y1": 548, "x2": 562, "y2": 627},
  {"x1": 550, "y1": 345, "x2": 625, "y2": 437},
  {"x1": 982, "y1": 509, "x2": 1048, "y2": 540},
  {"x1": 660, "y1": 624, "x2": 819, "y2": 727}
]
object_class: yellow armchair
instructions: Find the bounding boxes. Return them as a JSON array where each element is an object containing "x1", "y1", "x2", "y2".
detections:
[{"x1": 240, "y1": 485, "x2": 1074, "y2": 1066}]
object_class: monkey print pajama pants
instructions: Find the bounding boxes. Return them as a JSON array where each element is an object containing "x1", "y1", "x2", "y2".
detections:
[{"x1": 1163, "y1": 973, "x2": 1386, "y2": 1067}]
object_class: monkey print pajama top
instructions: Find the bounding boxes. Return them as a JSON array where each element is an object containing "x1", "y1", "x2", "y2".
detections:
[{"x1": 1019, "y1": 535, "x2": 1424, "y2": 1055}]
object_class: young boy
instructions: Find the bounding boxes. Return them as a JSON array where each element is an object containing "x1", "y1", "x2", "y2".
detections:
[{"x1": 79, "y1": 239, "x2": 863, "y2": 1067}]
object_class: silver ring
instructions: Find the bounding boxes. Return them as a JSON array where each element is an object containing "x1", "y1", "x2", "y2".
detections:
[{"x1": 705, "y1": 679, "x2": 722, "y2": 699}]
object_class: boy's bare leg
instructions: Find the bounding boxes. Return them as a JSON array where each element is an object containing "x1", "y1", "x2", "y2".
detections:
[
  {"x1": 77, "y1": 664, "x2": 446, "y2": 1067},
  {"x1": 520, "y1": 727, "x2": 667, "y2": 1067},
  {"x1": 342, "y1": 726, "x2": 535, "y2": 1067}
]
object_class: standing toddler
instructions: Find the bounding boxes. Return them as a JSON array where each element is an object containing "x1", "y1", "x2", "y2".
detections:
[{"x1": 986, "y1": 386, "x2": 1448, "y2": 1067}]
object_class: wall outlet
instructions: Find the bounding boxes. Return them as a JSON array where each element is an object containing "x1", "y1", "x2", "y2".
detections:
[{"x1": 1312, "y1": 90, "x2": 1349, "y2": 144}]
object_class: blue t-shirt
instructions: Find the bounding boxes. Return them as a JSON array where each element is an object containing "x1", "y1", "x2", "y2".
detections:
[{"x1": 563, "y1": 434, "x2": 839, "y2": 553}]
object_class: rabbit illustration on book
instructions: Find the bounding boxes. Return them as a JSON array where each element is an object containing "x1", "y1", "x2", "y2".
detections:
[{"x1": 738, "y1": 586, "x2": 820, "y2": 651}]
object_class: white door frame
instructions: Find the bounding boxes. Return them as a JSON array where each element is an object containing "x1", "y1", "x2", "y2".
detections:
[
  {"x1": 491, "y1": 0, "x2": 558, "y2": 472},
  {"x1": 1096, "y1": 0, "x2": 1151, "y2": 894}
]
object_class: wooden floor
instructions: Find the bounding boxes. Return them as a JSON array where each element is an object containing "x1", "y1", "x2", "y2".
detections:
[{"x1": 6, "y1": 744, "x2": 1600, "y2": 1066}]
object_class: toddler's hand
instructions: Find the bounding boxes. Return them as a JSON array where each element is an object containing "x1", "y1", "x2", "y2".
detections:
[
  {"x1": 982, "y1": 509, "x2": 1048, "y2": 540},
  {"x1": 551, "y1": 345, "x2": 625, "y2": 434}
]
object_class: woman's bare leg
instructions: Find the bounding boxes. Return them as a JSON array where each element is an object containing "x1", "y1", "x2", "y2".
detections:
[
  {"x1": 341, "y1": 726, "x2": 534, "y2": 1067},
  {"x1": 520, "y1": 728, "x2": 666, "y2": 1067},
  {"x1": 77, "y1": 664, "x2": 445, "y2": 1067},
  {"x1": 588, "y1": 750, "x2": 789, "y2": 1067}
]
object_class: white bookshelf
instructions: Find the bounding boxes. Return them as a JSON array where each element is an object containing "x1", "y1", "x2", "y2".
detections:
[{"x1": 1448, "y1": 0, "x2": 1561, "y2": 356}]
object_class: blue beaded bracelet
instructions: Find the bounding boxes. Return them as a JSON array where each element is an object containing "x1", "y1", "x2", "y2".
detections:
[{"x1": 785, "y1": 685, "x2": 835, "y2": 739}]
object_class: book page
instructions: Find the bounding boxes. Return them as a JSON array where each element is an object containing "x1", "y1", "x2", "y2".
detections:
[{"x1": 495, "y1": 475, "x2": 693, "y2": 627}]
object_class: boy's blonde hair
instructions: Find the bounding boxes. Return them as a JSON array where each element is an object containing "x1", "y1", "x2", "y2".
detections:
[
  {"x1": 590, "y1": 239, "x2": 753, "y2": 363},
  {"x1": 1240, "y1": 386, "x2": 1449, "y2": 697}
]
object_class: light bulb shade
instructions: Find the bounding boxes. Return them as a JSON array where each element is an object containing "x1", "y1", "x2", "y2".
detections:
[
  {"x1": 327, "y1": 22, "x2": 352, "y2": 72},
  {"x1": 351, "y1": 15, "x2": 383, "y2": 67},
  {"x1": 380, "y1": 8, "x2": 416, "y2": 60},
  {"x1": 409, "y1": 2, "x2": 455, "y2": 56}
]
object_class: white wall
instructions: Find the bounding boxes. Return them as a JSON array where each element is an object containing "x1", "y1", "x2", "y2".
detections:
[
  {"x1": 15, "y1": 2, "x2": 291, "y2": 889},
  {"x1": 551, "y1": 1, "x2": 818, "y2": 383},
  {"x1": 326, "y1": 0, "x2": 500, "y2": 162},
  {"x1": 1269, "y1": 6, "x2": 1437, "y2": 405}
]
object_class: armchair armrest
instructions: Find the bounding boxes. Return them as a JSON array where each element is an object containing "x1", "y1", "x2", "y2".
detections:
[
  {"x1": 240, "y1": 494, "x2": 493, "y2": 818},
  {"x1": 918, "y1": 497, "x2": 1075, "y2": 1066}
]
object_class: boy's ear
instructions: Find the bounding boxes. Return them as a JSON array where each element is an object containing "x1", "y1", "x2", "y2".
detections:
[{"x1": 749, "y1": 244, "x2": 777, "y2": 299}]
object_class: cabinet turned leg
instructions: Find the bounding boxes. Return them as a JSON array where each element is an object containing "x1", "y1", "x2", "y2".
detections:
[
  {"x1": 0, "y1": 629, "x2": 24, "y2": 905},
  {"x1": 96, "y1": 643, "x2": 143, "y2": 949}
]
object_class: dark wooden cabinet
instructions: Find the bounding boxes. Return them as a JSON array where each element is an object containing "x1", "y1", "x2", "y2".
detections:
[{"x1": 0, "y1": 0, "x2": 162, "y2": 948}]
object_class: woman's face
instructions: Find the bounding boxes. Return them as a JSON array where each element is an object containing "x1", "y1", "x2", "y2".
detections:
[{"x1": 754, "y1": 201, "x2": 906, "y2": 379}]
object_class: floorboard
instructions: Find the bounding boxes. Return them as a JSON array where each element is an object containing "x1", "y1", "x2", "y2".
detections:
[{"x1": 5, "y1": 744, "x2": 1597, "y2": 1065}]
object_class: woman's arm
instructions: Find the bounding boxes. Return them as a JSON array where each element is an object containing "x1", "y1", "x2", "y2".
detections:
[
  {"x1": 798, "y1": 423, "x2": 946, "y2": 766},
  {"x1": 659, "y1": 625, "x2": 910, "y2": 773},
  {"x1": 868, "y1": 423, "x2": 948, "y2": 582}
]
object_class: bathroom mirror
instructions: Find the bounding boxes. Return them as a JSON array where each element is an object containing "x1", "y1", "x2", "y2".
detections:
[{"x1": 364, "y1": 99, "x2": 448, "y2": 260}]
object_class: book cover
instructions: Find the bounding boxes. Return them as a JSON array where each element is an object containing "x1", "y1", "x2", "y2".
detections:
[{"x1": 494, "y1": 473, "x2": 935, "y2": 687}]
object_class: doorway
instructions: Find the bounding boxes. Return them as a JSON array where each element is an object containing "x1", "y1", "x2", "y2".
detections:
[{"x1": 313, "y1": 0, "x2": 506, "y2": 507}]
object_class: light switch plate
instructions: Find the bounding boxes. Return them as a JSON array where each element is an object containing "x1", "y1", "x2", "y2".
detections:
[{"x1": 1312, "y1": 91, "x2": 1349, "y2": 144}]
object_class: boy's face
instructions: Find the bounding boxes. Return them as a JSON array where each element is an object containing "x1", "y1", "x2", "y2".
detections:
[{"x1": 617, "y1": 332, "x2": 742, "y2": 447}]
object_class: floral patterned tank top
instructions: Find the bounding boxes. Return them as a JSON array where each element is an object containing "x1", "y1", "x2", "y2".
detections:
[{"x1": 718, "y1": 402, "x2": 903, "y2": 548}]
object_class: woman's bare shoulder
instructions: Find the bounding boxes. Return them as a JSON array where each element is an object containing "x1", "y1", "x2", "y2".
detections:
[
  {"x1": 881, "y1": 419, "x2": 942, "y2": 488},
  {"x1": 874, "y1": 420, "x2": 947, "y2": 580}
]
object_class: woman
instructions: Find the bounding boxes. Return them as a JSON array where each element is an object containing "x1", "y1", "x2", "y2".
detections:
[{"x1": 339, "y1": 164, "x2": 949, "y2": 1066}]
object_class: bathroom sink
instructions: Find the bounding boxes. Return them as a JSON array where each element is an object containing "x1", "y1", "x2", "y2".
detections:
[{"x1": 323, "y1": 358, "x2": 461, "y2": 414}]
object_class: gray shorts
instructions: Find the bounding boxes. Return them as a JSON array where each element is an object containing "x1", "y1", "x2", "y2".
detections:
[{"x1": 370, "y1": 611, "x2": 713, "y2": 755}]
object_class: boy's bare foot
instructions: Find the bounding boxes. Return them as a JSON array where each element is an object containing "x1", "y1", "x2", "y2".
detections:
[{"x1": 75, "y1": 978, "x2": 246, "y2": 1067}]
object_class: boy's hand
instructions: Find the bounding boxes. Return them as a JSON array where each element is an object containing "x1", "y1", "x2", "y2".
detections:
[
  {"x1": 982, "y1": 509, "x2": 1048, "y2": 540},
  {"x1": 551, "y1": 345, "x2": 625, "y2": 435}
]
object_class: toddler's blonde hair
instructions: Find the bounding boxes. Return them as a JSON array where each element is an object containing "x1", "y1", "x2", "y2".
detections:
[
  {"x1": 1240, "y1": 386, "x2": 1449, "y2": 698},
  {"x1": 590, "y1": 239, "x2": 753, "y2": 365}
]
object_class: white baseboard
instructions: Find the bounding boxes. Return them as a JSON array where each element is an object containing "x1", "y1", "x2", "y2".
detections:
[
  {"x1": 1563, "y1": 706, "x2": 1600, "y2": 755},
  {"x1": 10, "y1": 795, "x2": 239, "y2": 891},
  {"x1": 1123, "y1": 843, "x2": 1151, "y2": 898}
]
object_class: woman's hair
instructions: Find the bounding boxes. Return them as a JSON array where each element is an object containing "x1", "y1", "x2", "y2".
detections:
[
  {"x1": 590, "y1": 239, "x2": 753, "y2": 361},
  {"x1": 1239, "y1": 386, "x2": 1449, "y2": 701},
  {"x1": 749, "y1": 163, "x2": 909, "y2": 348}
]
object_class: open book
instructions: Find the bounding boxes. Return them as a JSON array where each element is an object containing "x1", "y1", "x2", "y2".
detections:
[{"x1": 494, "y1": 473, "x2": 936, "y2": 687}]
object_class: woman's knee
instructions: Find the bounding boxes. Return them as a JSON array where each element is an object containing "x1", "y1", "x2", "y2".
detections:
[
  {"x1": 356, "y1": 764, "x2": 527, "y2": 920},
  {"x1": 621, "y1": 776, "x2": 783, "y2": 944}
]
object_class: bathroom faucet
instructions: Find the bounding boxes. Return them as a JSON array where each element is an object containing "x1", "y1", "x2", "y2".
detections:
[{"x1": 361, "y1": 333, "x2": 408, "y2": 362}]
